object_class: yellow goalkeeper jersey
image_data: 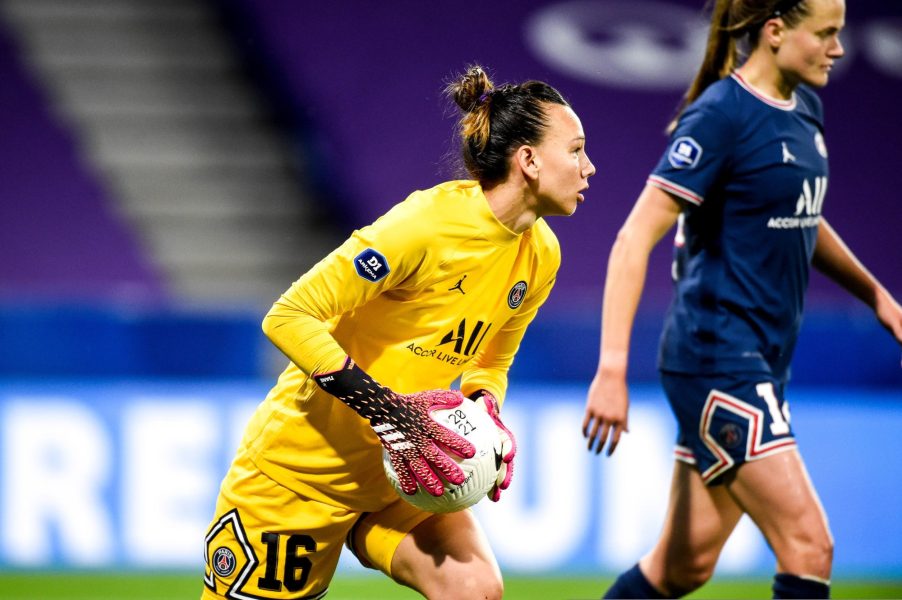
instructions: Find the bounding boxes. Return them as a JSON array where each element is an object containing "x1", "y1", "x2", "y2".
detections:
[{"x1": 239, "y1": 180, "x2": 560, "y2": 511}]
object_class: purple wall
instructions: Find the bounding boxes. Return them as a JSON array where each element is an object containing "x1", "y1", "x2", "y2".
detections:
[
  {"x1": 226, "y1": 0, "x2": 902, "y2": 312},
  {"x1": 0, "y1": 21, "x2": 164, "y2": 302}
]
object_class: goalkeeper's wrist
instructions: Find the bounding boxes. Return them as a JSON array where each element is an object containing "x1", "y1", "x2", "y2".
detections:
[
  {"x1": 467, "y1": 389, "x2": 498, "y2": 402},
  {"x1": 468, "y1": 389, "x2": 502, "y2": 417},
  {"x1": 312, "y1": 357, "x2": 390, "y2": 421}
]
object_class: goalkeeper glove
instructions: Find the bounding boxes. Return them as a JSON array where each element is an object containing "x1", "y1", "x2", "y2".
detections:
[
  {"x1": 313, "y1": 357, "x2": 475, "y2": 496},
  {"x1": 471, "y1": 390, "x2": 516, "y2": 502}
]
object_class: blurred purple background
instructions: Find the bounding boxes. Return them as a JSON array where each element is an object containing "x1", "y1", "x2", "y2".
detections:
[
  {"x1": 0, "y1": 24, "x2": 164, "y2": 302},
  {"x1": 222, "y1": 0, "x2": 902, "y2": 312},
  {"x1": 1, "y1": 0, "x2": 900, "y2": 381}
]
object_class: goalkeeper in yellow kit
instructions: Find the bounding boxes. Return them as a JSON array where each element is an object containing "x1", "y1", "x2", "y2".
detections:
[{"x1": 202, "y1": 64, "x2": 596, "y2": 600}]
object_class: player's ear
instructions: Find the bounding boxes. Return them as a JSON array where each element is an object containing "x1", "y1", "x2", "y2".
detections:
[
  {"x1": 514, "y1": 144, "x2": 540, "y2": 181},
  {"x1": 762, "y1": 17, "x2": 785, "y2": 50}
]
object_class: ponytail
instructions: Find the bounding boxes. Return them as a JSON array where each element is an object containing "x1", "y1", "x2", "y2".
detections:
[
  {"x1": 667, "y1": 0, "x2": 809, "y2": 133},
  {"x1": 447, "y1": 66, "x2": 494, "y2": 152},
  {"x1": 668, "y1": 0, "x2": 737, "y2": 133}
]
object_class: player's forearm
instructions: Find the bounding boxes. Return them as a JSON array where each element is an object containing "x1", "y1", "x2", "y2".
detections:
[
  {"x1": 812, "y1": 218, "x2": 885, "y2": 310},
  {"x1": 460, "y1": 342, "x2": 516, "y2": 405},
  {"x1": 596, "y1": 186, "x2": 679, "y2": 377},
  {"x1": 262, "y1": 297, "x2": 347, "y2": 377},
  {"x1": 596, "y1": 231, "x2": 650, "y2": 377}
]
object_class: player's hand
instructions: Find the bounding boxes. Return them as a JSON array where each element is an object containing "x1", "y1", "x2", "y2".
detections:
[
  {"x1": 373, "y1": 389, "x2": 478, "y2": 496},
  {"x1": 582, "y1": 370, "x2": 630, "y2": 456},
  {"x1": 874, "y1": 287, "x2": 902, "y2": 349},
  {"x1": 472, "y1": 390, "x2": 516, "y2": 502},
  {"x1": 313, "y1": 358, "x2": 475, "y2": 496}
]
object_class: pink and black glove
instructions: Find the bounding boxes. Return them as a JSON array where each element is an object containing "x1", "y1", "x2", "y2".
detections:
[
  {"x1": 313, "y1": 357, "x2": 475, "y2": 496},
  {"x1": 471, "y1": 390, "x2": 516, "y2": 502}
]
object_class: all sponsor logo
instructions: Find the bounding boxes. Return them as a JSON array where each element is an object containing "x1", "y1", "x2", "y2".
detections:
[
  {"x1": 439, "y1": 319, "x2": 491, "y2": 356},
  {"x1": 793, "y1": 177, "x2": 827, "y2": 217},
  {"x1": 405, "y1": 318, "x2": 493, "y2": 365},
  {"x1": 767, "y1": 177, "x2": 827, "y2": 230},
  {"x1": 353, "y1": 248, "x2": 390, "y2": 282}
]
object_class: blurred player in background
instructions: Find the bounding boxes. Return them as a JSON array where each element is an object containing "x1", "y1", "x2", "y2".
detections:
[
  {"x1": 202, "y1": 64, "x2": 595, "y2": 599},
  {"x1": 582, "y1": 0, "x2": 902, "y2": 598}
]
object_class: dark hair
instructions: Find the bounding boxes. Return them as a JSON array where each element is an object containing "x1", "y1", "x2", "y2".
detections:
[
  {"x1": 445, "y1": 65, "x2": 569, "y2": 186},
  {"x1": 668, "y1": 0, "x2": 809, "y2": 132}
]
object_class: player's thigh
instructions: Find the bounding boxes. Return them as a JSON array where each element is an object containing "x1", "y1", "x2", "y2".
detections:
[
  {"x1": 202, "y1": 456, "x2": 357, "y2": 600},
  {"x1": 726, "y1": 448, "x2": 833, "y2": 575},
  {"x1": 661, "y1": 371, "x2": 796, "y2": 485},
  {"x1": 394, "y1": 509, "x2": 502, "y2": 599},
  {"x1": 349, "y1": 498, "x2": 500, "y2": 598},
  {"x1": 643, "y1": 460, "x2": 743, "y2": 584}
]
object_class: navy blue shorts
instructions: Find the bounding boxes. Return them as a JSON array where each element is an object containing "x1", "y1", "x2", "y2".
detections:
[{"x1": 660, "y1": 371, "x2": 796, "y2": 485}]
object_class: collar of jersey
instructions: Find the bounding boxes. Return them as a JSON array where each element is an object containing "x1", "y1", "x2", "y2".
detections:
[
  {"x1": 472, "y1": 182, "x2": 522, "y2": 245},
  {"x1": 731, "y1": 72, "x2": 797, "y2": 111}
]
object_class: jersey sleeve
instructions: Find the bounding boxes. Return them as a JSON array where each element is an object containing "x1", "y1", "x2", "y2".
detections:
[
  {"x1": 459, "y1": 228, "x2": 560, "y2": 406},
  {"x1": 262, "y1": 199, "x2": 433, "y2": 377},
  {"x1": 647, "y1": 103, "x2": 735, "y2": 206}
]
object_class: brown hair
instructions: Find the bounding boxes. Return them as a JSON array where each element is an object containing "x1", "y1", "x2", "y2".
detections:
[
  {"x1": 445, "y1": 65, "x2": 569, "y2": 186},
  {"x1": 668, "y1": 0, "x2": 809, "y2": 132}
]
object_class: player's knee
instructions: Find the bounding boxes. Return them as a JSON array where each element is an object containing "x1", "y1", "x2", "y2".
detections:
[
  {"x1": 781, "y1": 526, "x2": 834, "y2": 577},
  {"x1": 663, "y1": 552, "x2": 717, "y2": 595},
  {"x1": 799, "y1": 532, "x2": 834, "y2": 574},
  {"x1": 454, "y1": 564, "x2": 503, "y2": 600},
  {"x1": 418, "y1": 561, "x2": 502, "y2": 600},
  {"x1": 813, "y1": 532, "x2": 834, "y2": 568},
  {"x1": 469, "y1": 572, "x2": 503, "y2": 600}
]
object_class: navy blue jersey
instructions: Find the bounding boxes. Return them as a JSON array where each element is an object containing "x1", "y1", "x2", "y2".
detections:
[{"x1": 650, "y1": 73, "x2": 829, "y2": 379}]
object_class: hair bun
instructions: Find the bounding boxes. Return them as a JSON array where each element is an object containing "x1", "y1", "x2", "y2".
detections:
[{"x1": 448, "y1": 65, "x2": 494, "y2": 112}]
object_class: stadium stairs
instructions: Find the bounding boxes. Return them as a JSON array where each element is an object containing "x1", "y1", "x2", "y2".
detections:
[{"x1": 0, "y1": 0, "x2": 341, "y2": 305}]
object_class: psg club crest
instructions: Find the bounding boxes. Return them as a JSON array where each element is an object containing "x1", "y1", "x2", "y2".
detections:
[
  {"x1": 718, "y1": 422, "x2": 744, "y2": 450},
  {"x1": 507, "y1": 281, "x2": 527, "y2": 309},
  {"x1": 814, "y1": 131, "x2": 828, "y2": 158},
  {"x1": 212, "y1": 546, "x2": 237, "y2": 577}
]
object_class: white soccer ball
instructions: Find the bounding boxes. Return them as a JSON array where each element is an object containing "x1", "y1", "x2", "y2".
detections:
[{"x1": 383, "y1": 399, "x2": 502, "y2": 513}]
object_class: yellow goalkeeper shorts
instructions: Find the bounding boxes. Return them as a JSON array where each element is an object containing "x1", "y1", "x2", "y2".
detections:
[{"x1": 201, "y1": 451, "x2": 432, "y2": 599}]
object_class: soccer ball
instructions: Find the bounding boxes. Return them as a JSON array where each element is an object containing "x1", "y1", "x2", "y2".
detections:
[{"x1": 383, "y1": 399, "x2": 502, "y2": 513}]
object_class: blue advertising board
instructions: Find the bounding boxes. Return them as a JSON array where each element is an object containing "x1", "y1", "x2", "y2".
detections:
[{"x1": 1, "y1": 379, "x2": 899, "y2": 577}]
